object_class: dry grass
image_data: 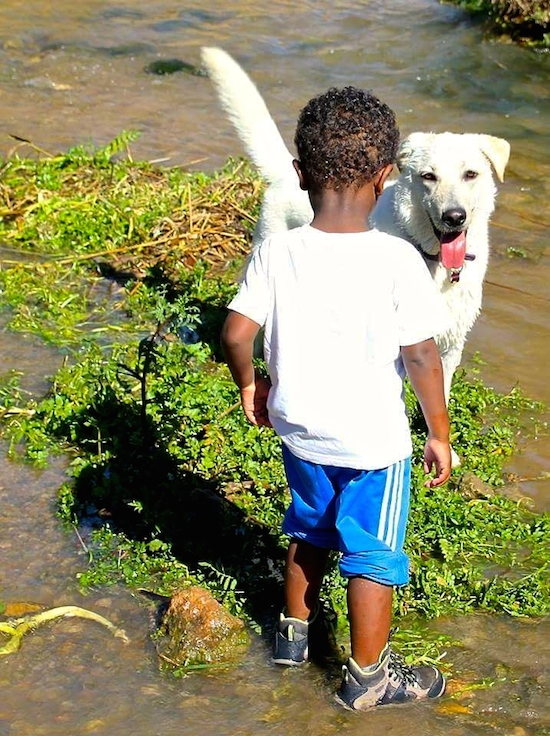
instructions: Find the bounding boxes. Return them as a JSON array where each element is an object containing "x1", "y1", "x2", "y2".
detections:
[
  {"x1": 0, "y1": 148, "x2": 263, "y2": 283},
  {"x1": 493, "y1": 0, "x2": 550, "y2": 40}
]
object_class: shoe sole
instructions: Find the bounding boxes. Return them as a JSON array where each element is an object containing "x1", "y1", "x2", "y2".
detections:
[
  {"x1": 334, "y1": 693, "x2": 356, "y2": 711},
  {"x1": 272, "y1": 656, "x2": 308, "y2": 666}
]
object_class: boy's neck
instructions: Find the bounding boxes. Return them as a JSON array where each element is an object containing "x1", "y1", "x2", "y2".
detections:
[{"x1": 309, "y1": 185, "x2": 377, "y2": 233}]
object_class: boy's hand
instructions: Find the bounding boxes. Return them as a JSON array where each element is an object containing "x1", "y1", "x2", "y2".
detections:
[
  {"x1": 423, "y1": 437, "x2": 451, "y2": 487},
  {"x1": 240, "y1": 375, "x2": 272, "y2": 427}
]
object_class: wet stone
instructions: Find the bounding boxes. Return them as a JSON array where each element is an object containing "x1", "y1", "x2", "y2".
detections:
[
  {"x1": 144, "y1": 58, "x2": 207, "y2": 76},
  {"x1": 155, "y1": 586, "x2": 249, "y2": 669},
  {"x1": 458, "y1": 471, "x2": 535, "y2": 507},
  {"x1": 457, "y1": 471, "x2": 495, "y2": 499}
]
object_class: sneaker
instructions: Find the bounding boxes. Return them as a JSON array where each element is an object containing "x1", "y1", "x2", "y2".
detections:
[
  {"x1": 272, "y1": 613, "x2": 310, "y2": 666},
  {"x1": 335, "y1": 645, "x2": 446, "y2": 711}
]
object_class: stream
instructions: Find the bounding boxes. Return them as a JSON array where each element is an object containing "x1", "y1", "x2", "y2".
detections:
[{"x1": 0, "y1": 1, "x2": 548, "y2": 734}]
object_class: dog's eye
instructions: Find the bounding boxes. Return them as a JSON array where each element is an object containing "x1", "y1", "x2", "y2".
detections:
[
  {"x1": 464, "y1": 170, "x2": 478, "y2": 180},
  {"x1": 420, "y1": 172, "x2": 437, "y2": 181}
]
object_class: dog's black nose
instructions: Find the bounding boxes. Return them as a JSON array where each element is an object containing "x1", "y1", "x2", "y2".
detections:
[{"x1": 442, "y1": 208, "x2": 467, "y2": 227}]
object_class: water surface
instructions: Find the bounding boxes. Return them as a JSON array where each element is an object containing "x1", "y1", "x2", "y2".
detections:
[{"x1": 0, "y1": 1, "x2": 548, "y2": 733}]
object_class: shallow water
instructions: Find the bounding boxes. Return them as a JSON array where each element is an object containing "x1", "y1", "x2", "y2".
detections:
[{"x1": 0, "y1": 1, "x2": 549, "y2": 733}]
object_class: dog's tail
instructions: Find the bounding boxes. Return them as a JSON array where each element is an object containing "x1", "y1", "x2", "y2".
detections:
[{"x1": 200, "y1": 47, "x2": 294, "y2": 184}]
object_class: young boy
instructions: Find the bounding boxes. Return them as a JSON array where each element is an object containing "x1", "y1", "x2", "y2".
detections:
[{"x1": 220, "y1": 86, "x2": 451, "y2": 711}]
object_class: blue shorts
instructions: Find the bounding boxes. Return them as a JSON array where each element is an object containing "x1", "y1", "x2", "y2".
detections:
[{"x1": 281, "y1": 445, "x2": 411, "y2": 587}]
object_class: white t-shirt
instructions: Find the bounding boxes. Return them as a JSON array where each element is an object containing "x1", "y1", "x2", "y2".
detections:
[{"x1": 228, "y1": 224, "x2": 448, "y2": 470}]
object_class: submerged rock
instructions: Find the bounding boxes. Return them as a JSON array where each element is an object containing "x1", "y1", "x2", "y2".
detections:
[
  {"x1": 144, "y1": 58, "x2": 207, "y2": 76},
  {"x1": 458, "y1": 471, "x2": 495, "y2": 500},
  {"x1": 458, "y1": 471, "x2": 534, "y2": 506},
  {"x1": 155, "y1": 586, "x2": 249, "y2": 669}
]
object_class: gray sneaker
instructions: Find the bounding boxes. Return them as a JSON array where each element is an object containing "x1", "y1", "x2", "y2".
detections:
[
  {"x1": 272, "y1": 613, "x2": 309, "y2": 666},
  {"x1": 335, "y1": 645, "x2": 446, "y2": 710}
]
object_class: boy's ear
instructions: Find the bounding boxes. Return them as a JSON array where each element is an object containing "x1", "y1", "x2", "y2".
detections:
[
  {"x1": 374, "y1": 164, "x2": 394, "y2": 198},
  {"x1": 293, "y1": 159, "x2": 309, "y2": 191}
]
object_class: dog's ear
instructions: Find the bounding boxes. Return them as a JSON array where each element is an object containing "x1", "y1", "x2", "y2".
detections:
[
  {"x1": 395, "y1": 132, "x2": 431, "y2": 172},
  {"x1": 477, "y1": 135, "x2": 511, "y2": 182}
]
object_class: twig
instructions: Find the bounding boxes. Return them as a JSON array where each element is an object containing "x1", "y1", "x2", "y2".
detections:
[
  {"x1": 484, "y1": 279, "x2": 550, "y2": 302},
  {"x1": 73, "y1": 526, "x2": 92, "y2": 562},
  {"x1": 0, "y1": 406, "x2": 36, "y2": 418},
  {"x1": 7, "y1": 134, "x2": 56, "y2": 158}
]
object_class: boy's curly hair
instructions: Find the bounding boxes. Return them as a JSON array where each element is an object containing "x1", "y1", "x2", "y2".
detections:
[{"x1": 294, "y1": 86, "x2": 399, "y2": 191}]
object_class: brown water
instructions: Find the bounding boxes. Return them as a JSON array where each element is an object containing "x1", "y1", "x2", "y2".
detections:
[{"x1": 0, "y1": 1, "x2": 548, "y2": 733}]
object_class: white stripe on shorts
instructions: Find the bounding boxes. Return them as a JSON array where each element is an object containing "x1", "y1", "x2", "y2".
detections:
[
  {"x1": 388, "y1": 459, "x2": 405, "y2": 550},
  {"x1": 377, "y1": 459, "x2": 404, "y2": 550}
]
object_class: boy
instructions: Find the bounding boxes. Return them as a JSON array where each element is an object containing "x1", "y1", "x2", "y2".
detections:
[{"x1": 220, "y1": 86, "x2": 451, "y2": 710}]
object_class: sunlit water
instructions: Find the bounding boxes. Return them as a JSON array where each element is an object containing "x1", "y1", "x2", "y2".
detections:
[{"x1": 0, "y1": 1, "x2": 548, "y2": 733}]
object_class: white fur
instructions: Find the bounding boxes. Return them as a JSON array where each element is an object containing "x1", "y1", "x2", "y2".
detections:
[{"x1": 201, "y1": 46, "x2": 510, "y2": 406}]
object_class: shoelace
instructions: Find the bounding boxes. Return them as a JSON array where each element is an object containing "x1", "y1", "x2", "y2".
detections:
[{"x1": 388, "y1": 650, "x2": 420, "y2": 686}]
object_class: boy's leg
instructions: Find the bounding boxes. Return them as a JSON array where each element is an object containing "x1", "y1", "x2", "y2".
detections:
[
  {"x1": 272, "y1": 539, "x2": 330, "y2": 666},
  {"x1": 338, "y1": 575, "x2": 446, "y2": 710},
  {"x1": 274, "y1": 447, "x2": 339, "y2": 666},
  {"x1": 285, "y1": 539, "x2": 330, "y2": 621},
  {"x1": 334, "y1": 459, "x2": 445, "y2": 709},
  {"x1": 347, "y1": 576, "x2": 392, "y2": 668}
]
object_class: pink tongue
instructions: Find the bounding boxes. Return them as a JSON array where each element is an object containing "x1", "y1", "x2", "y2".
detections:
[{"x1": 440, "y1": 231, "x2": 467, "y2": 270}]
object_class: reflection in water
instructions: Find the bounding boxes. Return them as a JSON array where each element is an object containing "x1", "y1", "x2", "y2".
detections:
[{"x1": 0, "y1": 1, "x2": 548, "y2": 733}]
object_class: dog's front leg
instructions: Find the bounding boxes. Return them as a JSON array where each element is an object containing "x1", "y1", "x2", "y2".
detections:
[{"x1": 440, "y1": 346, "x2": 463, "y2": 468}]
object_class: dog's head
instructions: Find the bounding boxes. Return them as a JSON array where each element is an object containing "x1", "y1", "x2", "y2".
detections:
[{"x1": 393, "y1": 132, "x2": 510, "y2": 279}]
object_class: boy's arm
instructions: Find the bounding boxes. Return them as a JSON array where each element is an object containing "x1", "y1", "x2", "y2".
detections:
[
  {"x1": 401, "y1": 338, "x2": 451, "y2": 488},
  {"x1": 220, "y1": 310, "x2": 272, "y2": 427}
]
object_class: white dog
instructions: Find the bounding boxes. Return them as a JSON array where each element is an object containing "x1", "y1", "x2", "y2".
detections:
[{"x1": 201, "y1": 47, "x2": 510, "y2": 409}]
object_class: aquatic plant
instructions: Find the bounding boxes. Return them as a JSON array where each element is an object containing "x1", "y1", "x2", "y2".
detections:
[
  {"x1": 443, "y1": 0, "x2": 550, "y2": 47},
  {"x1": 0, "y1": 605, "x2": 128, "y2": 655},
  {"x1": 0, "y1": 139, "x2": 548, "y2": 667}
]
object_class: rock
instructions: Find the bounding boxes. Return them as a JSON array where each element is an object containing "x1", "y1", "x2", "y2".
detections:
[
  {"x1": 495, "y1": 482, "x2": 534, "y2": 507},
  {"x1": 457, "y1": 471, "x2": 495, "y2": 500},
  {"x1": 457, "y1": 471, "x2": 534, "y2": 507},
  {"x1": 155, "y1": 586, "x2": 249, "y2": 669},
  {"x1": 144, "y1": 59, "x2": 207, "y2": 76}
]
